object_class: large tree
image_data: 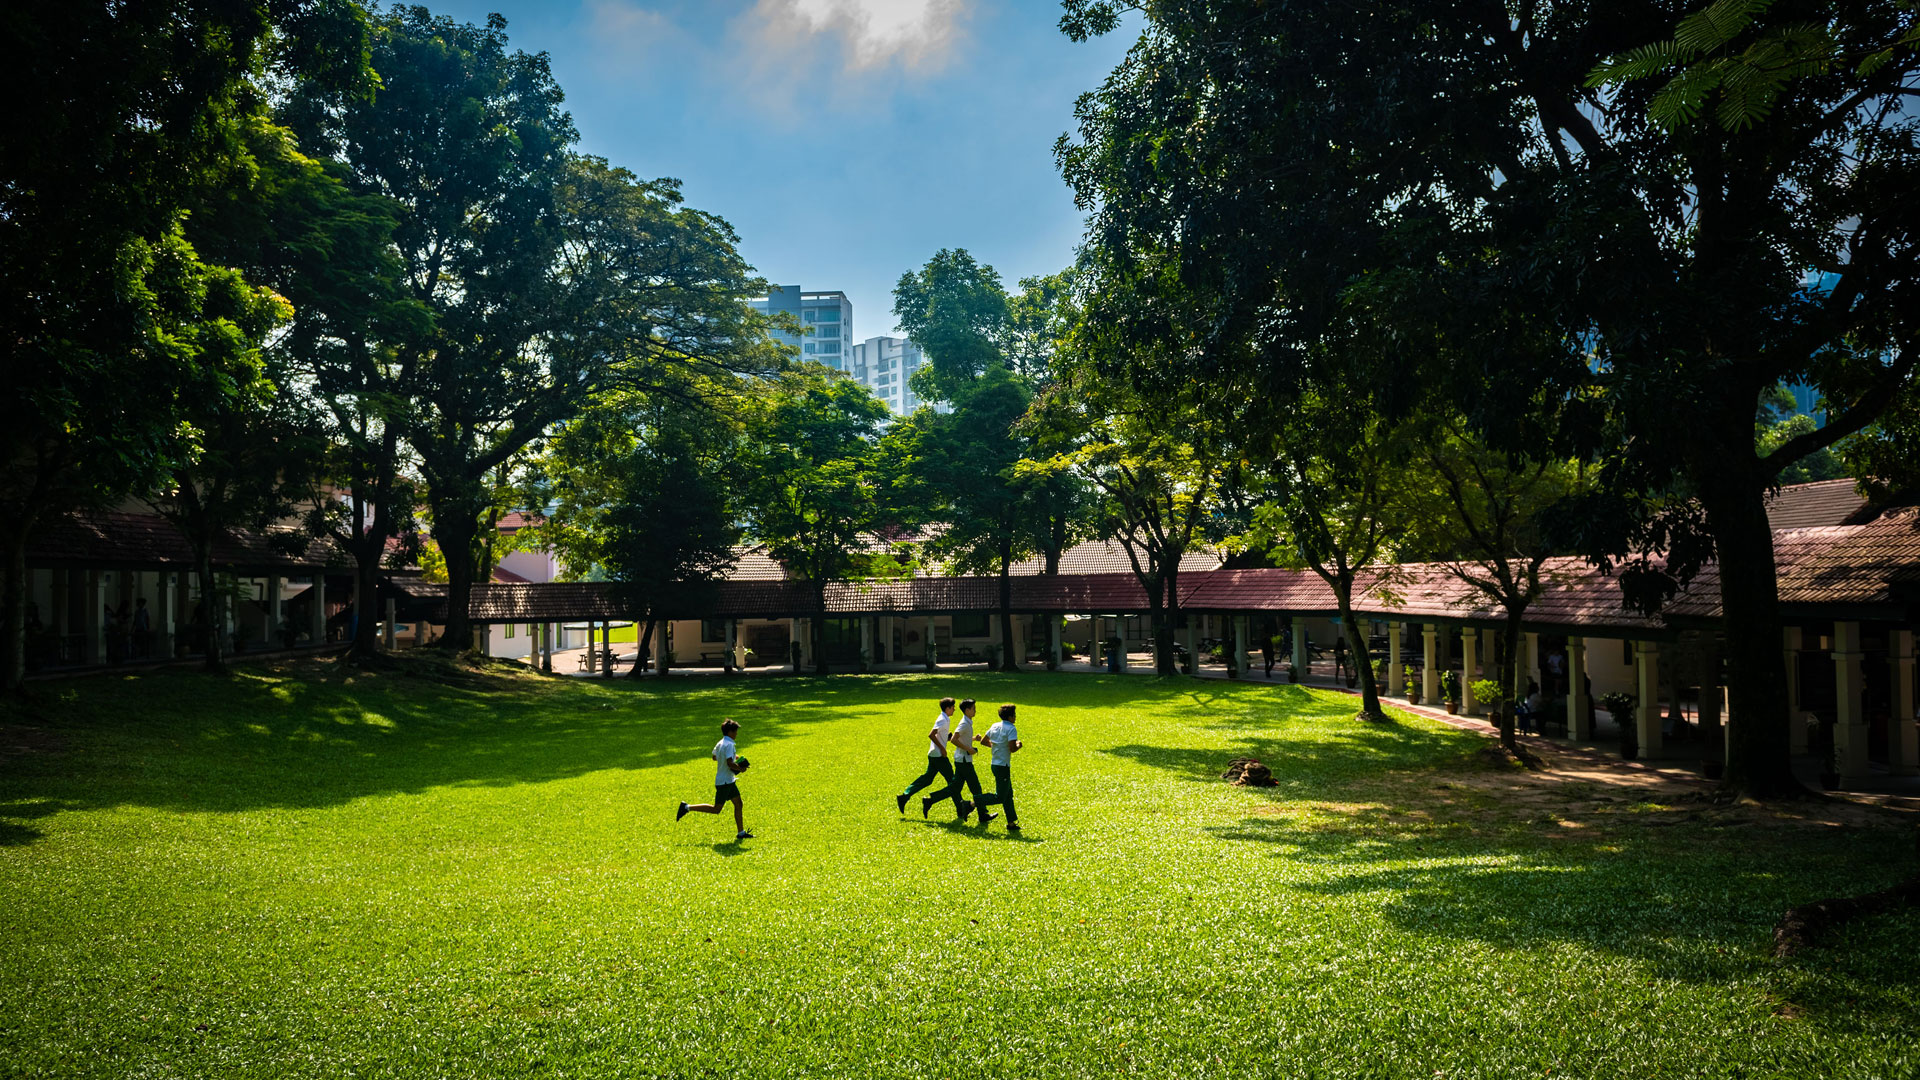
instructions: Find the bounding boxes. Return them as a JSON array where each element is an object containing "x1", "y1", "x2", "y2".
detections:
[
  {"x1": 0, "y1": 0, "x2": 369, "y2": 690},
  {"x1": 1058, "y1": 0, "x2": 1920, "y2": 797},
  {"x1": 300, "y1": 10, "x2": 780, "y2": 650},
  {"x1": 741, "y1": 373, "x2": 894, "y2": 675}
]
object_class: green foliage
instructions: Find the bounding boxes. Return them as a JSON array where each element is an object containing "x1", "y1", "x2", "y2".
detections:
[
  {"x1": 893, "y1": 247, "x2": 1011, "y2": 403},
  {"x1": 4, "y1": 665, "x2": 1914, "y2": 1076}
]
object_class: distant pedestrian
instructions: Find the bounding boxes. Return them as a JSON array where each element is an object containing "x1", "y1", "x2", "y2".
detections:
[
  {"x1": 1261, "y1": 637, "x2": 1275, "y2": 679},
  {"x1": 897, "y1": 697, "x2": 956, "y2": 817},
  {"x1": 1333, "y1": 634, "x2": 1348, "y2": 680},
  {"x1": 676, "y1": 720, "x2": 752, "y2": 840},
  {"x1": 974, "y1": 704, "x2": 1023, "y2": 832}
]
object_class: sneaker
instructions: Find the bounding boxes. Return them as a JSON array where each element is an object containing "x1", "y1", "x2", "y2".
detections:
[
  {"x1": 977, "y1": 810, "x2": 997, "y2": 825},
  {"x1": 921, "y1": 795, "x2": 933, "y2": 819},
  {"x1": 736, "y1": 830, "x2": 754, "y2": 840},
  {"x1": 896, "y1": 793, "x2": 909, "y2": 815},
  {"x1": 676, "y1": 801, "x2": 689, "y2": 822},
  {"x1": 1006, "y1": 823, "x2": 1022, "y2": 832}
]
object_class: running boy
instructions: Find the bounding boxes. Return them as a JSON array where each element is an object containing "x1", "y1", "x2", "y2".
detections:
[
  {"x1": 974, "y1": 704, "x2": 1022, "y2": 832},
  {"x1": 676, "y1": 719, "x2": 752, "y2": 840},
  {"x1": 922, "y1": 698, "x2": 992, "y2": 823},
  {"x1": 898, "y1": 697, "x2": 956, "y2": 816}
]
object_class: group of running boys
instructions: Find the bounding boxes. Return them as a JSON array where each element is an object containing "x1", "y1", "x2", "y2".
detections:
[{"x1": 673, "y1": 697, "x2": 1024, "y2": 840}]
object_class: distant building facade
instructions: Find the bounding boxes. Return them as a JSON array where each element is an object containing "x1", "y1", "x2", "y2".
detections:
[
  {"x1": 846, "y1": 335, "x2": 938, "y2": 414},
  {"x1": 749, "y1": 285, "x2": 854, "y2": 371}
]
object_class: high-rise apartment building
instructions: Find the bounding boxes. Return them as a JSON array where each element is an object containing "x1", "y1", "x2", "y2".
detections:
[
  {"x1": 846, "y1": 335, "x2": 939, "y2": 414},
  {"x1": 749, "y1": 285, "x2": 854, "y2": 371}
]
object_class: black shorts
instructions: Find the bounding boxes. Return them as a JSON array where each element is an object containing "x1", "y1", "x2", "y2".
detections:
[{"x1": 714, "y1": 782, "x2": 741, "y2": 805}]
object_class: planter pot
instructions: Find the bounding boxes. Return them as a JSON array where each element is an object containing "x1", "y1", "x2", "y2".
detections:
[
  {"x1": 1287, "y1": 668, "x2": 1299, "y2": 684},
  {"x1": 1345, "y1": 676, "x2": 1358, "y2": 689},
  {"x1": 1820, "y1": 770, "x2": 1842, "y2": 791},
  {"x1": 1621, "y1": 739, "x2": 1639, "y2": 761},
  {"x1": 1444, "y1": 702, "x2": 1457, "y2": 715},
  {"x1": 1408, "y1": 693, "x2": 1422, "y2": 706},
  {"x1": 1701, "y1": 758, "x2": 1724, "y2": 781}
]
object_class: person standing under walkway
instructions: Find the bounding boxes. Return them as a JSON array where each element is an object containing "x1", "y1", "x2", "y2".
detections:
[
  {"x1": 975, "y1": 704, "x2": 1022, "y2": 833},
  {"x1": 897, "y1": 697, "x2": 956, "y2": 816},
  {"x1": 1332, "y1": 634, "x2": 1348, "y2": 681},
  {"x1": 1261, "y1": 636, "x2": 1275, "y2": 679},
  {"x1": 677, "y1": 719, "x2": 752, "y2": 840}
]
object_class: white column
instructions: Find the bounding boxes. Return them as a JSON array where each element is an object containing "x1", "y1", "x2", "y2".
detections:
[
  {"x1": 880, "y1": 617, "x2": 894, "y2": 664},
  {"x1": 1115, "y1": 617, "x2": 1130, "y2": 672},
  {"x1": 727, "y1": 620, "x2": 742, "y2": 670},
  {"x1": 1832, "y1": 620, "x2": 1869, "y2": 782},
  {"x1": 1461, "y1": 630, "x2": 1479, "y2": 715},
  {"x1": 1422, "y1": 625, "x2": 1439, "y2": 703},
  {"x1": 383, "y1": 597, "x2": 397, "y2": 650},
  {"x1": 1234, "y1": 616, "x2": 1250, "y2": 678},
  {"x1": 157, "y1": 571, "x2": 178, "y2": 657},
  {"x1": 1635, "y1": 641, "x2": 1663, "y2": 756},
  {"x1": 84, "y1": 570, "x2": 105, "y2": 664},
  {"x1": 1783, "y1": 627, "x2": 1806, "y2": 753},
  {"x1": 861, "y1": 616, "x2": 874, "y2": 669},
  {"x1": 267, "y1": 574, "x2": 283, "y2": 647},
  {"x1": 308, "y1": 575, "x2": 326, "y2": 647},
  {"x1": 1387, "y1": 622, "x2": 1403, "y2": 696},
  {"x1": 1568, "y1": 637, "x2": 1591, "y2": 740},
  {"x1": 1090, "y1": 615, "x2": 1104, "y2": 668},
  {"x1": 1891, "y1": 629, "x2": 1916, "y2": 776},
  {"x1": 1523, "y1": 631, "x2": 1539, "y2": 693},
  {"x1": 1292, "y1": 616, "x2": 1309, "y2": 677},
  {"x1": 1049, "y1": 616, "x2": 1063, "y2": 669},
  {"x1": 603, "y1": 622, "x2": 614, "y2": 677},
  {"x1": 924, "y1": 615, "x2": 937, "y2": 667}
]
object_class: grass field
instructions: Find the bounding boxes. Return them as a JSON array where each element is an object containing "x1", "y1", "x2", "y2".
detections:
[{"x1": 1, "y1": 658, "x2": 1916, "y2": 1079}]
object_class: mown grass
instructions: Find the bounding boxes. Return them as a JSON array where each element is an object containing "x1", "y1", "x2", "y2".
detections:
[{"x1": 1, "y1": 658, "x2": 1914, "y2": 1079}]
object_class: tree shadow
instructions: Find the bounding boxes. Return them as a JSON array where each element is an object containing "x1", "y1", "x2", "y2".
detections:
[{"x1": 1200, "y1": 803, "x2": 1920, "y2": 1021}]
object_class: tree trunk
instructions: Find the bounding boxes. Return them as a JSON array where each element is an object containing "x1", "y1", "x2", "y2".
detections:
[
  {"x1": 1704, "y1": 481, "x2": 1804, "y2": 797},
  {"x1": 629, "y1": 618, "x2": 654, "y2": 677},
  {"x1": 1, "y1": 522, "x2": 29, "y2": 693},
  {"x1": 434, "y1": 510, "x2": 479, "y2": 651},
  {"x1": 1497, "y1": 609, "x2": 1523, "y2": 754},
  {"x1": 195, "y1": 548, "x2": 226, "y2": 674},
  {"x1": 998, "y1": 552, "x2": 1016, "y2": 672},
  {"x1": 350, "y1": 550, "x2": 382, "y2": 661},
  {"x1": 1333, "y1": 577, "x2": 1382, "y2": 718},
  {"x1": 812, "y1": 582, "x2": 830, "y2": 676},
  {"x1": 1158, "y1": 563, "x2": 1182, "y2": 676}
]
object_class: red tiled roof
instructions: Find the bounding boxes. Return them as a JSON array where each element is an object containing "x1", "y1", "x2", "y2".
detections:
[
  {"x1": 1765, "y1": 479, "x2": 1873, "y2": 530},
  {"x1": 29, "y1": 511, "x2": 342, "y2": 571}
]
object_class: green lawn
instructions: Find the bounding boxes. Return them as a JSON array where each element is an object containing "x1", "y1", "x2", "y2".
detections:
[{"x1": 1, "y1": 659, "x2": 1914, "y2": 1079}]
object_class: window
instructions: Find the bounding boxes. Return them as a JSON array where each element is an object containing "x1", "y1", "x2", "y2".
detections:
[
  {"x1": 817, "y1": 308, "x2": 840, "y2": 322},
  {"x1": 804, "y1": 343, "x2": 816, "y2": 354},
  {"x1": 819, "y1": 342, "x2": 839, "y2": 354},
  {"x1": 702, "y1": 619, "x2": 728, "y2": 643},
  {"x1": 819, "y1": 325, "x2": 840, "y2": 338},
  {"x1": 504, "y1": 623, "x2": 515, "y2": 639},
  {"x1": 953, "y1": 613, "x2": 990, "y2": 638},
  {"x1": 804, "y1": 310, "x2": 816, "y2": 322}
]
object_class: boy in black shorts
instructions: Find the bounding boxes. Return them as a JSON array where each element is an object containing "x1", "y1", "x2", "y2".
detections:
[{"x1": 677, "y1": 719, "x2": 751, "y2": 840}]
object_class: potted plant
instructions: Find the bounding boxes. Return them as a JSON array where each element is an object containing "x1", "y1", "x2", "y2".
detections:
[
  {"x1": 1404, "y1": 665, "x2": 1421, "y2": 705},
  {"x1": 1598, "y1": 692, "x2": 1637, "y2": 759},
  {"x1": 1440, "y1": 670, "x2": 1461, "y2": 714},
  {"x1": 1470, "y1": 678, "x2": 1506, "y2": 723}
]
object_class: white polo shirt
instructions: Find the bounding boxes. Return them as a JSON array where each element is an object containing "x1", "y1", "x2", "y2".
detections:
[
  {"x1": 984, "y1": 719, "x2": 1018, "y2": 767},
  {"x1": 928, "y1": 712, "x2": 950, "y2": 757},
  {"x1": 713, "y1": 736, "x2": 738, "y2": 786},
  {"x1": 951, "y1": 714, "x2": 976, "y2": 763}
]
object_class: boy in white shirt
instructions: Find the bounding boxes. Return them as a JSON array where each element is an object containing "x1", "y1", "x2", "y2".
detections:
[
  {"x1": 922, "y1": 697, "x2": 992, "y2": 823},
  {"x1": 974, "y1": 704, "x2": 1023, "y2": 832},
  {"x1": 676, "y1": 719, "x2": 752, "y2": 840},
  {"x1": 897, "y1": 697, "x2": 957, "y2": 817}
]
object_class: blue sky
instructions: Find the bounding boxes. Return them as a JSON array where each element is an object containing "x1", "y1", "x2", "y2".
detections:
[{"x1": 419, "y1": 0, "x2": 1135, "y2": 340}]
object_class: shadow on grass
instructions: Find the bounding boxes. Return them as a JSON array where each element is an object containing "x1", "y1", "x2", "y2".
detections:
[{"x1": 1202, "y1": 804, "x2": 1920, "y2": 1020}]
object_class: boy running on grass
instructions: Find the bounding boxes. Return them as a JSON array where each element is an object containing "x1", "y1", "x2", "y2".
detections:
[
  {"x1": 676, "y1": 719, "x2": 752, "y2": 840},
  {"x1": 922, "y1": 698, "x2": 993, "y2": 824},
  {"x1": 897, "y1": 697, "x2": 956, "y2": 817},
  {"x1": 974, "y1": 704, "x2": 1022, "y2": 832}
]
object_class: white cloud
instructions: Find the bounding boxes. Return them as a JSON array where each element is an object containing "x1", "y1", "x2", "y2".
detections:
[{"x1": 767, "y1": 0, "x2": 970, "y2": 72}]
